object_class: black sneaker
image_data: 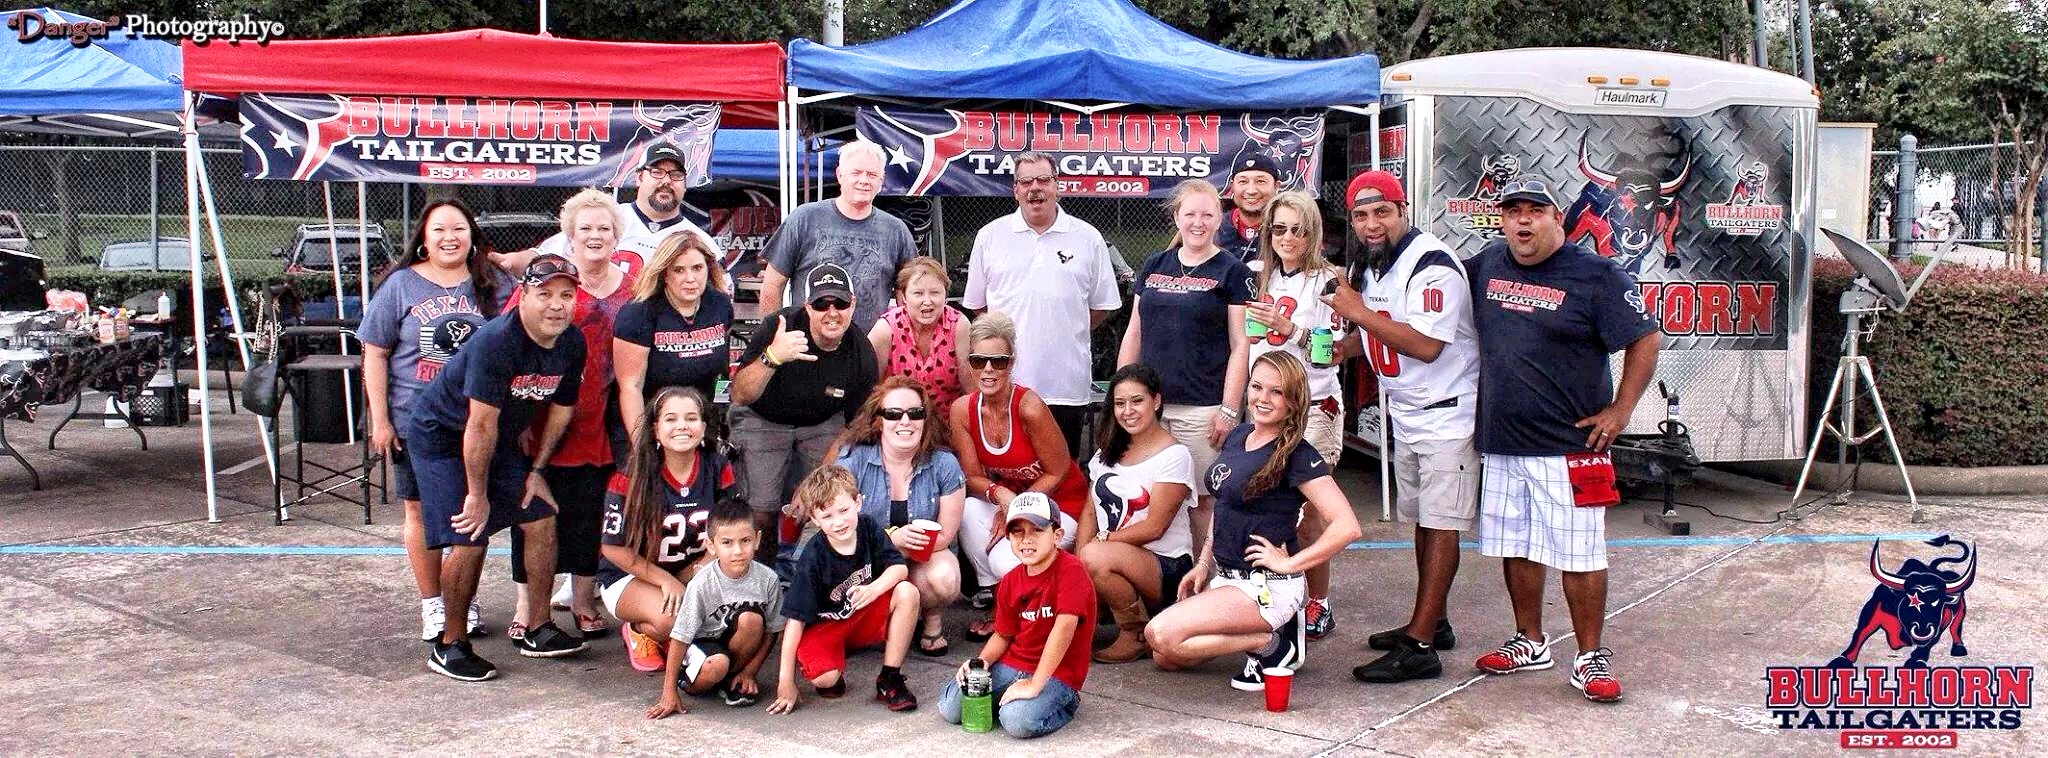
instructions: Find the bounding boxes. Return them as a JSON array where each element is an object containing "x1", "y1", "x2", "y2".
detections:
[
  {"x1": 514, "y1": 621, "x2": 591, "y2": 658},
  {"x1": 427, "y1": 640, "x2": 499, "y2": 682},
  {"x1": 1368, "y1": 618, "x2": 1456, "y2": 651},
  {"x1": 1353, "y1": 636, "x2": 1444, "y2": 683},
  {"x1": 719, "y1": 682, "x2": 758, "y2": 707},
  {"x1": 876, "y1": 671, "x2": 918, "y2": 712},
  {"x1": 818, "y1": 679, "x2": 848, "y2": 698}
]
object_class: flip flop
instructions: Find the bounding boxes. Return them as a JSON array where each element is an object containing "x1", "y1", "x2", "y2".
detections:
[
  {"x1": 916, "y1": 628, "x2": 950, "y2": 657},
  {"x1": 964, "y1": 617, "x2": 996, "y2": 642}
]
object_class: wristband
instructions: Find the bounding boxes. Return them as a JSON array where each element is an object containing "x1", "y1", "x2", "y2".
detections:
[
  {"x1": 762, "y1": 346, "x2": 781, "y2": 368},
  {"x1": 1218, "y1": 406, "x2": 1239, "y2": 420}
]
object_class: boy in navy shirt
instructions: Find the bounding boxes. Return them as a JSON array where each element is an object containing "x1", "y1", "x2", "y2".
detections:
[
  {"x1": 406, "y1": 254, "x2": 592, "y2": 681},
  {"x1": 767, "y1": 465, "x2": 921, "y2": 714}
]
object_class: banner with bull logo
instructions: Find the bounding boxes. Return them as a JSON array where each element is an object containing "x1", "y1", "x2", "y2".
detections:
[
  {"x1": 238, "y1": 93, "x2": 721, "y2": 187},
  {"x1": 854, "y1": 106, "x2": 1325, "y2": 198}
]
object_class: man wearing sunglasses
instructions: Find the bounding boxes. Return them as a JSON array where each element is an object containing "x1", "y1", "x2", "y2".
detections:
[
  {"x1": 1216, "y1": 155, "x2": 1283, "y2": 268},
  {"x1": 513, "y1": 145, "x2": 723, "y2": 274},
  {"x1": 961, "y1": 151, "x2": 1123, "y2": 457},
  {"x1": 730, "y1": 263, "x2": 881, "y2": 563},
  {"x1": 758, "y1": 140, "x2": 918, "y2": 329}
]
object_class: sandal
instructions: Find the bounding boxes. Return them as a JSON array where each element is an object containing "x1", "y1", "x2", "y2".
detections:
[
  {"x1": 575, "y1": 612, "x2": 608, "y2": 637},
  {"x1": 964, "y1": 617, "x2": 997, "y2": 642},
  {"x1": 916, "y1": 628, "x2": 950, "y2": 657},
  {"x1": 507, "y1": 621, "x2": 528, "y2": 641}
]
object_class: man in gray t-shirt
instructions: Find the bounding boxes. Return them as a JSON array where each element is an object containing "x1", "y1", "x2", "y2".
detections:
[{"x1": 757, "y1": 139, "x2": 917, "y2": 328}]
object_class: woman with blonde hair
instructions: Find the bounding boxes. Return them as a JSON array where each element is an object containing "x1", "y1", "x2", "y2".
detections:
[
  {"x1": 1246, "y1": 190, "x2": 1351, "y2": 641},
  {"x1": 867, "y1": 257, "x2": 971, "y2": 413},
  {"x1": 614, "y1": 231, "x2": 733, "y2": 443},
  {"x1": 1144, "y1": 352, "x2": 1361, "y2": 692}
]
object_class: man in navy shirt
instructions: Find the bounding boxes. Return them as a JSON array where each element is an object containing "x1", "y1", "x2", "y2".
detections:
[
  {"x1": 1464, "y1": 179, "x2": 1659, "y2": 704},
  {"x1": 1215, "y1": 155, "x2": 1280, "y2": 268},
  {"x1": 406, "y1": 254, "x2": 593, "y2": 681}
]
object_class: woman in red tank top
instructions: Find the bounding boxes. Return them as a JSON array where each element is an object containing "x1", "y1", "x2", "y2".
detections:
[{"x1": 948, "y1": 311, "x2": 1095, "y2": 639}]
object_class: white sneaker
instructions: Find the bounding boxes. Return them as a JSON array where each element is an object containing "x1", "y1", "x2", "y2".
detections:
[
  {"x1": 550, "y1": 575, "x2": 573, "y2": 610},
  {"x1": 466, "y1": 600, "x2": 488, "y2": 637},
  {"x1": 420, "y1": 597, "x2": 445, "y2": 642}
]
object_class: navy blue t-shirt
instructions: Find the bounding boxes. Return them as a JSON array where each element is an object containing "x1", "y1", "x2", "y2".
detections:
[
  {"x1": 1135, "y1": 248, "x2": 1254, "y2": 406},
  {"x1": 1215, "y1": 213, "x2": 1261, "y2": 267},
  {"x1": 614, "y1": 288, "x2": 733, "y2": 401},
  {"x1": 781, "y1": 514, "x2": 905, "y2": 624},
  {"x1": 1206, "y1": 424, "x2": 1331, "y2": 573},
  {"x1": 402, "y1": 309, "x2": 587, "y2": 456},
  {"x1": 1466, "y1": 241, "x2": 1661, "y2": 456},
  {"x1": 593, "y1": 450, "x2": 737, "y2": 587}
]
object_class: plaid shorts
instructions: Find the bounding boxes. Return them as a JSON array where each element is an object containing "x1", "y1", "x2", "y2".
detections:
[{"x1": 1477, "y1": 453, "x2": 1607, "y2": 572}]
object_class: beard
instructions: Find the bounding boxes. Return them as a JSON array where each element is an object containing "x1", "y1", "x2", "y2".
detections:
[{"x1": 644, "y1": 188, "x2": 679, "y2": 214}]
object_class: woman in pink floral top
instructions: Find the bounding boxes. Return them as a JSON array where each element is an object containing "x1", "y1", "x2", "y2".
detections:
[{"x1": 867, "y1": 257, "x2": 971, "y2": 412}]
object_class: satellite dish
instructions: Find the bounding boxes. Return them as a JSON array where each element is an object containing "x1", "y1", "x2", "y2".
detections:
[{"x1": 1820, "y1": 228, "x2": 1909, "y2": 310}]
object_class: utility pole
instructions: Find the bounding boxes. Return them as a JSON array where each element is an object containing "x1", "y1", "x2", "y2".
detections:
[
  {"x1": 824, "y1": 0, "x2": 844, "y2": 46},
  {"x1": 1798, "y1": 0, "x2": 1817, "y2": 83},
  {"x1": 1752, "y1": 0, "x2": 1767, "y2": 68}
]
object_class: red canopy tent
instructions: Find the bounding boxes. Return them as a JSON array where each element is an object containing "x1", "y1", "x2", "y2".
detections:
[{"x1": 172, "y1": 29, "x2": 787, "y2": 521}]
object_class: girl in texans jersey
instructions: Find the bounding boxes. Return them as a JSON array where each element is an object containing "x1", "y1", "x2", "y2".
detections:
[
  {"x1": 597, "y1": 386, "x2": 738, "y2": 676},
  {"x1": 1144, "y1": 352, "x2": 1362, "y2": 692},
  {"x1": 1244, "y1": 190, "x2": 1351, "y2": 642}
]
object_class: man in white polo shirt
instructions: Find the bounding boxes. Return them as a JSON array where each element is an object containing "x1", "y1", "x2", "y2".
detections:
[{"x1": 962, "y1": 152, "x2": 1123, "y2": 456}]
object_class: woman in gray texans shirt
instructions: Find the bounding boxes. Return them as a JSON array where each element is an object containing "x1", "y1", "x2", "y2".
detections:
[{"x1": 362, "y1": 199, "x2": 510, "y2": 643}]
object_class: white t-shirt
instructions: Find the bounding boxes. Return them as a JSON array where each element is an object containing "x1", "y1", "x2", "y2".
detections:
[
  {"x1": 1359, "y1": 230, "x2": 1479, "y2": 443},
  {"x1": 1088, "y1": 443, "x2": 1194, "y2": 559},
  {"x1": 539, "y1": 200, "x2": 721, "y2": 271},
  {"x1": 962, "y1": 208, "x2": 1122, "y2": 406},
  {"x1": 1249, "y1": 265, "x2": 1345, "y2": 402}
]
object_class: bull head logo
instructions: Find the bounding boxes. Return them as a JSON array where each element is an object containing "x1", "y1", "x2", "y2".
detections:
[
  {"x1": 1564, "y1": 134, "x2": 1690, "y2": 272},
  {"x1": 1828, "y1": 535, "x2": 1975, "y2": 669},
  {"x1": 610, "y1": 102, "x2": 721, "y2": 188},
  {"x1": 1234, "y1": 115, "x2": 1325, "y2": 191}
]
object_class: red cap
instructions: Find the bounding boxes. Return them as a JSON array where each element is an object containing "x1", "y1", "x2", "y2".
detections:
[{"x1": 1346, "y1": 170, "x2": 1406, "y2": 207}]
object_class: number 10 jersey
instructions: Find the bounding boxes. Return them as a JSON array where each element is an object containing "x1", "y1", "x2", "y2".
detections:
[{"x1": 1357, "y1": 229, "x2": 1480, "y2": 444}]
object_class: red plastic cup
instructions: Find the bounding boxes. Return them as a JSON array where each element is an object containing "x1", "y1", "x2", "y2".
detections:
[
  {"x1": 1262, "y1": 667, "x2": 1295, "y2": 712},
  {"x1": 779, "y1": 513, "x2": 801, "y2": 545},
  {"x1": 904, "y1": 519, "x2": 942, "y2": 562}
]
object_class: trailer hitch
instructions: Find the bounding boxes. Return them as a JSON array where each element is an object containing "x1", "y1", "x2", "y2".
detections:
[{"x1": 1608, "y1": 381, "x2": 1702, "y2": 535}]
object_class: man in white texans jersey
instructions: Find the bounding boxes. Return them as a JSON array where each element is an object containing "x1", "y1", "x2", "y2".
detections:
[{"x1": 1322, "y1": 170, "x2": 1481, "y2": 684}]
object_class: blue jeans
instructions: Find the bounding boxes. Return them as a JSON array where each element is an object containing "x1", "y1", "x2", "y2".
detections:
[{"x1": 937, "y1": 662, "x2": 1080, "y2": 739}]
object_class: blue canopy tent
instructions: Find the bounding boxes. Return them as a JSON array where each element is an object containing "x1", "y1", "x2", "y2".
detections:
[{"x1": 0, "y1": 7, "x2": 261, "y2": 517}]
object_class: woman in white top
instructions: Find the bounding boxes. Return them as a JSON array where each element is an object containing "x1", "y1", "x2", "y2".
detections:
[
  {"x1": 1244, "y1": 190, "x2": 1352, "y2": 642},
  {"x1": 1075, "y1": 364, "x2": 1194, "y2": 664}
]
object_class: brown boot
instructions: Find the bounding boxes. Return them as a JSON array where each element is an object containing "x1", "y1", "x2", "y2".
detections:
[{"x1": 1094, "y1": 601, "x2": 1151, "y2": 664}]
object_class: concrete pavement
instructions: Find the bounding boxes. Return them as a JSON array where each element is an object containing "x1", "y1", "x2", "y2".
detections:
[{"x1": 1, "y1": 401, "x2": 2042, "y2": 755}]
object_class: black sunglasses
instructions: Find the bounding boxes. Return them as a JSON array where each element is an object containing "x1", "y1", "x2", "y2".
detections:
[
  {"x1": 1268, "y1": 222, "x2": 1310, "y2": 238},
  {"x1": 877, "y1": 406, "x2": 928, "y2": 421},
  {"x1": 967, "y1": 353, "x2": 1014, "y2": 370},
  {"x1": 809, "y1": 297, "x2": 852, "y2": 312}
]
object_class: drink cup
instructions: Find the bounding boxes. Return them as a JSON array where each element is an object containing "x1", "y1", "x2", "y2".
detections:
[
  {"x1": 1262, "y1": 667, "x2": 1295, "y2": 712},
  {"x1": 905, "y1": 519, "x2": 942, "y2": 562}
]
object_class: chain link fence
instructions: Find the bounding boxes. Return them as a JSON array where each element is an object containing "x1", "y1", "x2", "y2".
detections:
[{"x1": 1868, "y1": 141, "x2": 2042, "y2": 246}]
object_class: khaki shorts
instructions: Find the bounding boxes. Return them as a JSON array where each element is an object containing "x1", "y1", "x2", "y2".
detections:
[
  {"x1": 1393, "y1": 436, "x2": 1480, "y2": 532},
  {"x1": 1162, "y1": 403, "x2": 1222, "y2": 497},
  {"x1": 1211, "y1": 570, "x2": 1307, "y2": 630},
  {"x1": 1305, "y1": 398, "x2": 1345, "y2": 465}
]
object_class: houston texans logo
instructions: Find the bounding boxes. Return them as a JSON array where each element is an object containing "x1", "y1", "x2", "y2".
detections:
[
  {"x1": 1207, "y1": 463, "x2": 1232, "y2": 495},
  {"x1": 240, "y1": 93, "x2": 355, "y2": 182},
  {"x1": 864, "y1": 107, "x2": 977, "y2": 196},
  {"x1": 1093, "y1": 473, "x2": 1152, "y2": 533}
]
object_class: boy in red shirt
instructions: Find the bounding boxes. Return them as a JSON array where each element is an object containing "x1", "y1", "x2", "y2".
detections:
[{"x1": 939, "y1": 492, "x2": 1096, "y2": 738}]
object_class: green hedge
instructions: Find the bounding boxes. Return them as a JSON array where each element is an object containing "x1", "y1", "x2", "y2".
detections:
[{"x1": 1807, "y1": 258, "x2": 2048, "y2": 466}]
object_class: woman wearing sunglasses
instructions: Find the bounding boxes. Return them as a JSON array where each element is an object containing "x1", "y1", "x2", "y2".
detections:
[
  {"x1": 824, "y1": 376, "x2": 966, "y2": 656},
  {"x1": 1245, "y1": 190, "x2": 1352, "y2": 642},
  {"x1": 949, "y1": 311, "x2": 1093, "y2": 639}
]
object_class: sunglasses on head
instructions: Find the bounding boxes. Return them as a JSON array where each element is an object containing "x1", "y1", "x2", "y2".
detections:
[
  {"x1": 967, "y1": 353, "x2": 1013, "y2": 370},
  {"x1": 877, "y1": 406, "x2": 928, "y2": 421},
  {"x1": 809, "y1": 297, "x2": 852, "y2": 312},
  {"x1": 1268, "y1": 223, "x2": 1310, "y2": 239}
]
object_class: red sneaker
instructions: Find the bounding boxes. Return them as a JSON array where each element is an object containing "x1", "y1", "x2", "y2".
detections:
[
  {"x1": 1571, "y1": 648, "x2": 1622, "y2": 703},
  {"x1": 1474, "y1": 631, "x2": 1554, "y2": 674}
]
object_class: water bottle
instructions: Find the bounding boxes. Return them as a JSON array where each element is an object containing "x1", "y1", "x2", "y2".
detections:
[
  {"x1": 1309, "y1": 327, "x2": 1335, "y2": 367},
  {"x1": 962, "y1": 658, "x2": 995, "y2": 733},
  {"x1": 156, "y1": 291, "x2": 173, "y2": 318}
]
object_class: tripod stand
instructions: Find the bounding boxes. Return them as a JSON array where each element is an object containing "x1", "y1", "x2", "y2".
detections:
[{"x1": 1790, "y1": 281, "x2": 1919, "y2": 518}]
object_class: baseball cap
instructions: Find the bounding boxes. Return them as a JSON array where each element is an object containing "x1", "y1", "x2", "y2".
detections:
[
  {"x1": 1499, "y1": 178, "x2": 1559, "y2": 208},
  {"x1": 640, "y1": 144, "x2": 685, "y2": 170},
  {"x1": 1230, "y1": 154, "x2": 1283, "y2": 181},
  {"x1": 1346, "y1": 170, "x2": 1406, "y2": 207},
  {"x1": 805, "y1": 263, "x2": 854, "y2": 304},
  {"x1": 1004, "y1": 491, "x2": 1058, "y2": 529},
  {"x1": 520, "y1": 253, "x2": 580, "y2": 286}
]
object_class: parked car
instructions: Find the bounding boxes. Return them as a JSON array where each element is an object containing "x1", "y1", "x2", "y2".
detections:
[
  {"x1": 282, "y1": 223, "x2": 396, "y2": 272},
  {"x1": 0, "y1": 211, "x2": 31, "y2": 254},
  {"x1": 475, "y1": 212, "x2": 560, "y2": 254},
  {"x1": 98, "y1": 238, "x2": 193, "y2": 271}
]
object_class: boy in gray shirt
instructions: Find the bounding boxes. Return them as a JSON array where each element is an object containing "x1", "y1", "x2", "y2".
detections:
[{"x1": 649, "y1": 500, "x2": 785, "y2": 718}]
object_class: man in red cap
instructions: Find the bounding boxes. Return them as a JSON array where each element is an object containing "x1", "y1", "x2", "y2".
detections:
[{"x1": 1323, "y1": 170, "x2": 1480, "y2": 684}]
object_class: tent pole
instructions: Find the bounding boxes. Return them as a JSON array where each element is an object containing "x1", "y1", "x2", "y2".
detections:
[
  {"x1": 181, "y1": 97, "x2": 220, "y2": 523},
  {"x1": 190, "y1": 121, "x2": 275, "y2": 487},
  {"x1": 149, "y1": 148, "x2": 160, "y2": 259}
]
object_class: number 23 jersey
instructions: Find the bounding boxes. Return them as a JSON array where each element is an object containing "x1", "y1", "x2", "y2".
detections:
[
  {"x1": 1357, "y1": 229, "x2": 1479, "y2": 443},
  {"x1": 595, "y1": 450, "x2": 737, "y2": 586}
]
